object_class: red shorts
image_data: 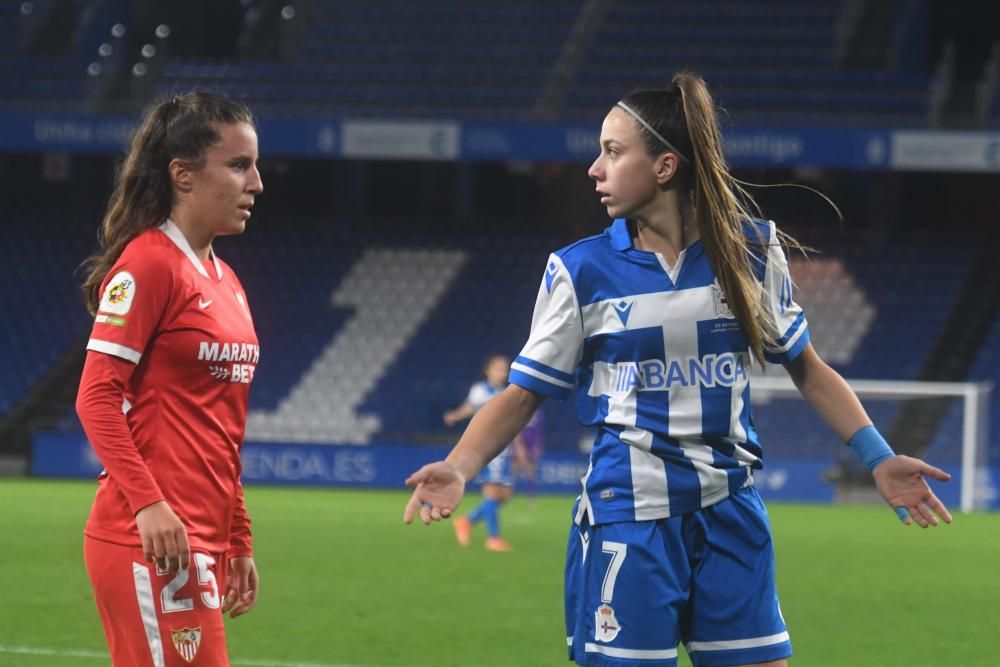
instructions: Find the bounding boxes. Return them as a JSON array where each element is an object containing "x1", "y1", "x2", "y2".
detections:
[{"x1": 84, "y1": 535, "x2": 230, "y2": 666}]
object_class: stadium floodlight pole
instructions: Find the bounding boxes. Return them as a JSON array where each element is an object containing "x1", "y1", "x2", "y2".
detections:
[{"x1": 752, "y1": 376, "x2": 994, "y2": 513}]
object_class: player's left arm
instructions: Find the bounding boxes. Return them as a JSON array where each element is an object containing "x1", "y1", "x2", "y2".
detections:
[
  {"x1": 783, "y1": 344, "x2": 867, "y2": 440},
  {"x1": 222, "y1": 479, "x2": 258, "y2": 617},
  {"x1": 784, "y1": 344, "x2": 952, "y2": 527},
  {"x1": 222, "y1": 555, "x2": 259, "y2": 618}
]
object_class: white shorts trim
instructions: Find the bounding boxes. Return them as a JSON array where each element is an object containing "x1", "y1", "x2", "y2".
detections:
[
  {"x1": 131, "y1": 562, "x2": 165, "y2": 667},
  {"x1": 88, "y1": 338, "x2": 141, "y2": 364},
  {"x1": 584, "y1": 643, "x2": 678, "y2": 660},
  {"x1": 687, "y1": 630, "x2": 790, "y2": 652}
]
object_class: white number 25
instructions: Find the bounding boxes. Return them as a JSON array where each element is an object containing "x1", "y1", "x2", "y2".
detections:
[{"x1": 159, "y1": 553, "x2": 220, "y2": 613}]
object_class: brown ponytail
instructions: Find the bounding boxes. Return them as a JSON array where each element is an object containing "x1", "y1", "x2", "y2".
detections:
[
  {"x1": 672, "y1": 73, "x2": 771, "y2": 364},
  {"x1": 80, "y1": 92, "x2": 254, "y2": 314},
  {"x1": 620, "y1": 73, "x2": 803, "y2": 364}
]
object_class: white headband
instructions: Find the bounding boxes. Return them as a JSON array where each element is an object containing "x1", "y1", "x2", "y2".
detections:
[{"x1": 616, "y1": 101, "x2": 691, "y2": 164}]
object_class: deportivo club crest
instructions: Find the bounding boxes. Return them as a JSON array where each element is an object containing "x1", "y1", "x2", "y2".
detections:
[
  {"x1": 171, "y1": 627, "x2": 202, "y2": 663},
  {"x1": 594, "y1": 604, "x2": 621, "y2": 642},
  {"x1": 711, "y1": 281, "x2": 734, "y2": 319}
]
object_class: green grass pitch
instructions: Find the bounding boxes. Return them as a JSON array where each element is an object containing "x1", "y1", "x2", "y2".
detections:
[{"x1": 0, "y1": 478, "x2": 996, "y2": 666}]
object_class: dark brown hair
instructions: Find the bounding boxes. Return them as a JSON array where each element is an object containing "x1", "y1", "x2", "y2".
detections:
[{"x1": 80, "y1": 91, "x2": 254, "y2": 314}]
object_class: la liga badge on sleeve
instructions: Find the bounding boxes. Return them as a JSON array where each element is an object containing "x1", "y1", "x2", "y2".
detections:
[{"x1": 170, "y1": 627, "x2": 202, "y2": 663}]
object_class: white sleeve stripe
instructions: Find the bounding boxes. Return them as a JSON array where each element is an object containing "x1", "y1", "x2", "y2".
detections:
[
  {"x1": 764, "y1": 321, "x2": 808, "y2": 354},
  {"x1": 87, "y1": 339, "x2": 142, "y2": 364},
  {"x1": 510, "y1": 362, "x2": 575, "y2": 389}
]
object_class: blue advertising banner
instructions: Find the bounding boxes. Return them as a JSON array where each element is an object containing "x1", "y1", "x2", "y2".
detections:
[
  {"x1": 477, "y1": 124, "x2": 891, "y2": 169},
  {"x1": 0, "y1": 110, "x2": 904, "y2": 169},
  {"x1": 751, "y1": 460, "x2": 836, "y2": 503},
  {"x1": 241, "y1": 441, "x2": 447, "y2": 488},
  {"x1": 30, "y1": 432, "x2": 985, "y2": 507},
  {"x1": 0, "y1": 112, "x2": 343, "y2": 157},
  {"x1": 31, "y1": 431, "x2": 106, "y2": 477}
]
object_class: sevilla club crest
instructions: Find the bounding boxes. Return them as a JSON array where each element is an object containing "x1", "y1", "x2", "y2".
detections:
[{"x1": 171, "y1": 627, "x2": 202, "y2": 663}]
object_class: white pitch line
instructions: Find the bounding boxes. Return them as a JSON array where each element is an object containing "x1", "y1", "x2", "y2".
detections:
[
  {"x1": 0, "y1": 645, "x2": 370, "y2": 667},
  {"x1": 0, "y1": 645, "x2": 106, "y2": 660},
  {"x1": 235, "y1": 659, "x2": 370, "y2": 667}
]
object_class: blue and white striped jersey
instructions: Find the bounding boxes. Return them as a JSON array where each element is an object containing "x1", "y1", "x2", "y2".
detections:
[
  {"x1": 509, "y1": 218, "x2": 809, "y2": 525},
  {"x1": 466, "y1": 380, "x2": 500, "y2": 411}
]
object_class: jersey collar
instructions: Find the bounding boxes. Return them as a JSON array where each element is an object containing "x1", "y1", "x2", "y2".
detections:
[
  {"x1": 160, "y1": 219, "x2": 224, "y2": 281},
  {"x1": 608, "y1": 218, "x2": 704, "y2": 255},
  {"x1": 608, "y1": 218, "x2": 633, "y2": 251}
]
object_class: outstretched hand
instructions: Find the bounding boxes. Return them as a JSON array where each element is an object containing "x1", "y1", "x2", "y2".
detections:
[
  {"x1": 403, "y1": 461, "x2": 466, "y2": 525},
  {"x1": 872, "y1": 455, "x2": 953, "y2": 528}
]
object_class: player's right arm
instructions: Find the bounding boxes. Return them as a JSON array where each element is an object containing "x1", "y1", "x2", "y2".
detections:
[
  {"x1": 77, "y1": 352, "x2": 192, "y2": 572},
  {"x1": 405, "y1": 385, "x2": 544, "y2": 525},
  {"x1": 76, "y1": 246, "x2": 190, "y2": 572},
  {"x1": 405, "y1": 253, "x2": 581, "y2": 525}
]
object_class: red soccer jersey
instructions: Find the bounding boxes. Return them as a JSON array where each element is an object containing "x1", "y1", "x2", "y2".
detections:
[{"x1": 81, "y1": 220, "x2": 258, "y2": 555}]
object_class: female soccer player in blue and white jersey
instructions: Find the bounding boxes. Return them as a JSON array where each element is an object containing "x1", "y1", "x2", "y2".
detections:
[
  {"x1": 404, "y1": 72, "x2": 951, "y2": 667},
  {"x1": 444, "y1": 354, "x2": 528, "y2": 552}
]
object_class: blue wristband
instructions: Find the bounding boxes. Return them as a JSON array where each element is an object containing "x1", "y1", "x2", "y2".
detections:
[{"x1": 847, "y1": 425, "x2": 895, "y2": 472}]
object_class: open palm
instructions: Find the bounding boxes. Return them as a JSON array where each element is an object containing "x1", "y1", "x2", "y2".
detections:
[
  {"x1": 872, "y1": 455, "x2": 952, "y2": 527},
  {"x1": 403, "y1": 461, "x2": 467, "y2": 525}
]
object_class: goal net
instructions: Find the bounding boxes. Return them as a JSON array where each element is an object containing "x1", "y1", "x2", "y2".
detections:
[{"x1": 749, "y1": 375, "x2": 995, "y2": 512}]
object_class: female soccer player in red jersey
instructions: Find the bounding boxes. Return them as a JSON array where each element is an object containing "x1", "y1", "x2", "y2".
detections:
[{"x1": 77, "y1": 91, "x2": 263, "y2": 667}]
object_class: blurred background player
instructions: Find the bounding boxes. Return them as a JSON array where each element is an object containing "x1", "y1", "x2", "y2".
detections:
[
  {"x1": 515, "y1": 405, "x2": 545, "y2": 500},
  {"x1": 444, "y1": 354, "x2": 529, "y2": 551},
  {"x1": 405, "y1": 72, "x2": 953, "y2": 667},
  {"x1": 76, "y1": 91, "x2": 264, "y2": 666}
]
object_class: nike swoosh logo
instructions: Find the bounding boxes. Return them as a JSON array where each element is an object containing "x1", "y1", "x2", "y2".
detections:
[{"x1": 198, "y1": 299, "x2": 213, "y2": 309}]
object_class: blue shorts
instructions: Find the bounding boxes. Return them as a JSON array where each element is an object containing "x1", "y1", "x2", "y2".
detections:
[
  {"x1": 476, "y1": 450, "x2": 514, "y2": 487},
  {"x1": 565, "y1": 487, "x2": 791, "y2": 667},
  {"x1": 565, "y1": 500, "x2": 587, "y2": 655}
]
